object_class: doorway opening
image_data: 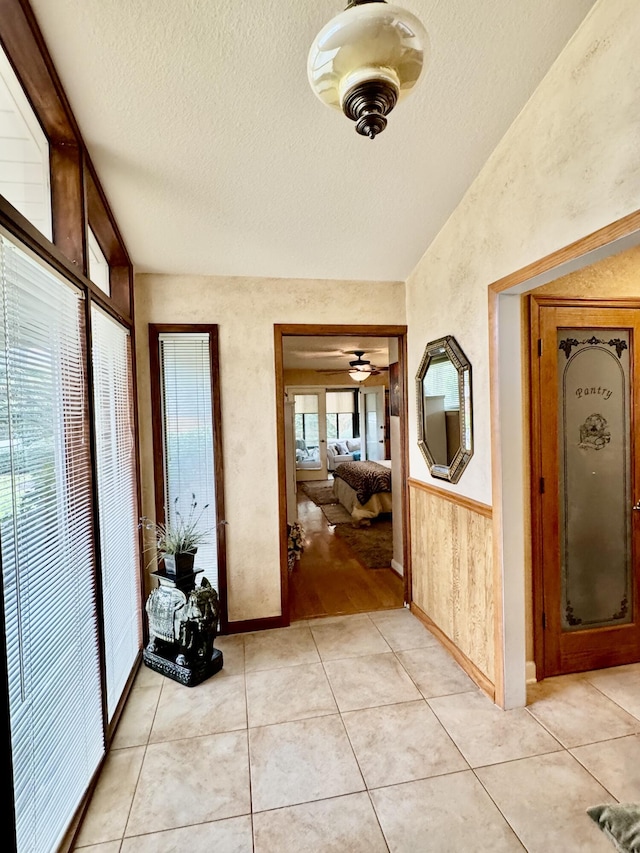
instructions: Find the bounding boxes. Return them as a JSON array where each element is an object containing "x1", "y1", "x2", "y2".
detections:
[
  {"x1": 274, "y1": 324, "x2": 409, "y2": 624},
  {"x1": 489, "y1": 212, "x2": 640, "y2": 708}
]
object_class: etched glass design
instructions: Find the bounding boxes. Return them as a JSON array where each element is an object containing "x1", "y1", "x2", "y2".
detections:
[{"x1": 558, "y1": 329, "x2": 632, "y2": 631}]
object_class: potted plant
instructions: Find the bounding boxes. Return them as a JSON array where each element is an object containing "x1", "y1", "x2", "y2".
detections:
[
  {"x1": 140, "y1": 494, "x2": 210, "y2": 577},
  {"x1": 287, "y1": 521, "x2": 305, "y2": 572}
]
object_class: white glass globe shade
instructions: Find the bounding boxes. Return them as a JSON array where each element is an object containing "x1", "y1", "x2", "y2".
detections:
[{"x1": 308, "y1": 3, "x2": 429, "y2": 112}]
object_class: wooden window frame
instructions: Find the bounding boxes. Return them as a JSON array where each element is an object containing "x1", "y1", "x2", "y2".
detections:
[
  {"x1": 0, "y1": 3, "x2": 142, "y2": 848},
  {"x1": 0, "y1": 0, "x2": 134, "y2": 322},
  {"x1": 148, "y1": 324, "x2": 228, "y2": 633}
]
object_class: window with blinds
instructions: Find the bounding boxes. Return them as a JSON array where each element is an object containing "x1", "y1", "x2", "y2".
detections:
[
  {"x1": 158, "y1": 333, "x2": 218, "y2": 589},
  {"x1": 0, "y1": 233, "x2": 103, "y2": 853},
  {"x1": 91, "y1": 306, "x2": 141, "y2": 721}
]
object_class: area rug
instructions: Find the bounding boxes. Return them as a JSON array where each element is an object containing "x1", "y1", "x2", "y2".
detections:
[
  {"x1": 299, "y1": 480, "x2": 338, "y2": 506},
  {"x1": 333, "y1": 517, "x2": 393, "y2": 569},
  {"x1": 321, "y1": 503, "x2": 352, "y2": 525}
]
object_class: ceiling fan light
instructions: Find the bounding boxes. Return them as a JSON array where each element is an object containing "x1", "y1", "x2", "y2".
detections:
[
  {"x1": 349, "y1": 369, "x2": 371, "y2": 381},
  {"x1": 307, "y1": 0, "x2": 429, "y2": 139}
]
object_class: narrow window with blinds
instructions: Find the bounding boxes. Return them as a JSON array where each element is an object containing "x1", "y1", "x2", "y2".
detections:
[
  {"x1": 0, "y1": 233, "x2": 103, "y2": 853},
  {"x1": 158, "y1": 333, "x2": 218, "y2": 591},
  {"x1": 91, "y1": 305, "x2": 141, "y2": 722}
]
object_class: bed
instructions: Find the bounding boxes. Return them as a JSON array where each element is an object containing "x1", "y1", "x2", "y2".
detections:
[{"x1": 332, "y1": 459, "x2": 392, "y2": 524}]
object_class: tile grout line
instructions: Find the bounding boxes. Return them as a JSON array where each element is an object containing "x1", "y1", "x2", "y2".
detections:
[
  {"x1": 469, "y1": 767, "x2": 529, "y2": 851},
  {"x1": 312, "y1": 615, "x2": 392, "y2": 851},
  {"x1": 119, "y1": 673, "x2": 165, "y2": 846},
  {"x1": 581, "y1": 673, "x2": 640, "y2": 724},
  {"x1": 237, "y1": 635, "x2": 257, "y2": 853}
]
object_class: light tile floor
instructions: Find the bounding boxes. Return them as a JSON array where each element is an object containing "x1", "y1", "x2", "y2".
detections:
[{"x1": 73, "y1": 609, "x2": 640, "y2": 852}]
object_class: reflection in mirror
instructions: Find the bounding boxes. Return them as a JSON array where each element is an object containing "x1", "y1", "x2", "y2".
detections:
[{"x1": 416, "y1": 336, "x2": 473, "y2": 483}]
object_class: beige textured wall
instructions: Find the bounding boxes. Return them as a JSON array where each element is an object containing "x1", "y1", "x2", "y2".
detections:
[
  {"x1": 405, "y1": 0, "x2": 640, "y2": 683},
  {"x1": 135, "y1": 275, "x2": 405, "y2": 622},
  {"x1": 534, "y1": 245, "x2": 640, "y2": 298},
  {"x1": 407, "y1": 0, "x2": 640, "y2": 505}
]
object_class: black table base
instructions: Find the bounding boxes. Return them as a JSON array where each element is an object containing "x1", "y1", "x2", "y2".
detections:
[{"x1": 143, "y1": 644, "x2": 224, "y2": 687}]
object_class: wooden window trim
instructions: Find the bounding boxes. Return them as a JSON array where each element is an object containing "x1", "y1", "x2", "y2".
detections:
[{"x1": 0, "y1": 0, "x2": 134, "y2": 321}]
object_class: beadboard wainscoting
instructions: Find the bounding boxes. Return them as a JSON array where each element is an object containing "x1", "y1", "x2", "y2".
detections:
[{"x1": 409, "y1": 479, "x2": 495, "y2": 697}]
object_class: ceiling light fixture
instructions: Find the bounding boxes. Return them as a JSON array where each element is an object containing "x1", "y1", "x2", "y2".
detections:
[
  {"x1": 348, "y1": 351, "x2": 374, "y2": 380},
  {"x1": 307, "y1": 0, "x2": 429, "y2": 140},
  {"x1": 349, "y1": 369, "x2": 371, "y2": 381}
]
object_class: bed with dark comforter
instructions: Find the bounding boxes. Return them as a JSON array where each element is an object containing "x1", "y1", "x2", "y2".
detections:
[{"x1": 332, "y1": 460, "x2": 392, "y2": 523}]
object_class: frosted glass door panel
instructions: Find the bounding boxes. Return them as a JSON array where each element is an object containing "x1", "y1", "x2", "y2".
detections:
[{"x1": 558, "y1": 330, "x2": 631, "y2": 631}]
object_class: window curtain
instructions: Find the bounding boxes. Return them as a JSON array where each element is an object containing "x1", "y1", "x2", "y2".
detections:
[{"x1": 0, "y1": 233, "x2": 103, "y2": 853}]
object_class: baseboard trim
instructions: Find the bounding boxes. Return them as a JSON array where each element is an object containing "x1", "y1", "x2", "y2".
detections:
[
  {"x1": 525, "y1": 660, "x2": 537, "y2": 684},
  {"x1": 390, "y1": 559, "x2": 403, "y2": 578},
  {"x1": 222, "y1": 615, "x2": 287, "y2": 635},
  {"x1": 410, "y1": 602, "x2": 495, "y2": 701}
]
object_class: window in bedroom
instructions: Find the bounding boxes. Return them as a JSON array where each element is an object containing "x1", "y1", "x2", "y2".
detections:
[
  {"x1": 325, "y1": 389, "x2": 358, "y2": 440},
  {"x1": 294, "y1": 393, "x2": 320, "y2": 448},
  {"x1": 0, "y1": 45, "x2": 52, "y2": 240},
  {"x1": 149, "y1": 326, "x2": 227, "y2": 625}
]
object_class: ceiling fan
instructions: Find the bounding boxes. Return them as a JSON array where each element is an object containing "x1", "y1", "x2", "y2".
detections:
[{"x1": 317, "y1": 350, "x2": 388, "y2": 377}]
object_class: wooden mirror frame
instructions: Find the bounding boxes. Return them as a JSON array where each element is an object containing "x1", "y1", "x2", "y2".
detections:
[{"x1": 416, "y1": 335, "x2": 473, "y2": 483}]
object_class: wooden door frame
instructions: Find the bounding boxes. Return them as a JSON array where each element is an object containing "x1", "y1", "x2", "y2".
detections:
[
  {"x1": 529, "y1": 296, "x2": 640, "y2": 678},
  {"x1": 488, "y1": 209, "x2": 640, "y2": 708},
  {"x1": 274, "y1": 324, "x2": 410, "y2": 622}
]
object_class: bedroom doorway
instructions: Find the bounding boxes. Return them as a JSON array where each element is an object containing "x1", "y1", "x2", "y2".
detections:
[{"x1": 274, "y1": 324, "x2": 410, "y2": 624}]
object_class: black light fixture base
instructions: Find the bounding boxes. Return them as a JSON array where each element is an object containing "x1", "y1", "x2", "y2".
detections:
[{"x1": 342, "y1": 79, "x2": 398, "y2": 139}]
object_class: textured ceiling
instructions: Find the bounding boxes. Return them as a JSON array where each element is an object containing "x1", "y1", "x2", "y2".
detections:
[
  {"x1": 283, "y1": 336, "x2": 389, "y2": 370},
  {"x1": 29, "y1": 0, "x2": 596, "y2": 282}
]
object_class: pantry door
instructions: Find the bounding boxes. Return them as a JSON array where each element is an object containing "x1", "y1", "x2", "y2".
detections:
[{"x1": 532, "y1": 301, "x2": 640, "y2": 676}]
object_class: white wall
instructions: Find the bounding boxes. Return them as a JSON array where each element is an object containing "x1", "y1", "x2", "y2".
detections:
[
  {"x1": 135, "y1": 275, "x2": 405, "y2": 623},
  {"x1": 406, "y1": 0, "x2": 640, "y2": 504}
]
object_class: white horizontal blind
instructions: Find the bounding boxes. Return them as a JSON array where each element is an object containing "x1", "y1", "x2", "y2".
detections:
[
  {"x1": 92, "y1": 306, "x2": 141, "y2": 721},
  {"x1": 423, "y1": 357, "x2": 460, "y2": 410},
  {"x1": 0, "y1": 234, "x2": 103, "y2": 853},
  {"x1": 159, "y1": 333, "x2": 217, "y2": 588}
]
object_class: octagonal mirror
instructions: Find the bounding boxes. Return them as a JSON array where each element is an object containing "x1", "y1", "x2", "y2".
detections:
[{"x1": 416, "y1": 335, "x2": 473, "y2": 484}]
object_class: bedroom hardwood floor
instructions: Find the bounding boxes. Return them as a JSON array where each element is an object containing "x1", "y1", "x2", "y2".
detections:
[{"x1": 289, "y1": 488, "x2": 404, "y2": 622}]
